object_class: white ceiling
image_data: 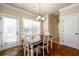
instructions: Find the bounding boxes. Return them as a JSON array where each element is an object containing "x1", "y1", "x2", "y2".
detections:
[{"x1": 10, "y1": 3, "x2": 72, "y2": 16}]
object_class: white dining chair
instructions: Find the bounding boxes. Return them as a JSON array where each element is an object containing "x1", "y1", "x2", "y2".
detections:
[
  {"x1": 49, "y1": 36, "x2": 58, "y2": 49},
  {"x1": 23, "y1": 36, "x2": 39, "y2": 56},
  {"x1": 38, "y1": 35, "x2": 49, "y2": 56}
]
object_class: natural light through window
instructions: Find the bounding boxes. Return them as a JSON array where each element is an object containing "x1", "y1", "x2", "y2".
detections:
[
  {"x1": 3, "y1": 16, "x2": 18, "y2": 43},
  {"x1": 23, "y1": 18, "x2": 41, "y2": 42}
]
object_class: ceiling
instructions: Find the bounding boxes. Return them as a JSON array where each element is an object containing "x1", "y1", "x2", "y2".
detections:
[{"x1": 10, "y1": 3, "x2": 72, "y2": 16}]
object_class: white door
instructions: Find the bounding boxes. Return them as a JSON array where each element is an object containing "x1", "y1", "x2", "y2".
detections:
[
  {"x1": 60, "y1": 14, "x2": 79, "y2": 49},
  {"x1": 73, "y1": 15, "x2": 78, "y2": 49},
  {"x1": 64, "y1": 15, "x2": 74, "y2": 48},
  {"x1": 77, "y1": 14, "x2": 79, "y2": 49},
  {"x1": 0, "y1": 16, "x2": 2, "y2": 51},
  {"x1": 1, "y1": 16, "x2": 19, "y2": 50}
]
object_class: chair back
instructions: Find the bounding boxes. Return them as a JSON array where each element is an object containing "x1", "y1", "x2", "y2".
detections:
[
  {"x1": 23, "y1": 35, "x2": 31, "y2": 49},
  {"x1": 43, "y1": 34, "x2": 50, "y2": 46}
]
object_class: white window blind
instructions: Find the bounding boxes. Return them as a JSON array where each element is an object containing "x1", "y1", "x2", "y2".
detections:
[
  {"x1": 3, "y1": 16, "x2": 18, "y2": 44},
  {"x1": 23, "y1": 18, "x2": 41, "y2": 42}
]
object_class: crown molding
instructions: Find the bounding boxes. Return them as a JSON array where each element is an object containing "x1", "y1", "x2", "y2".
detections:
[
  {"x1": 1, "y1": 3, "x2": 37, "y2": 16},
  {"x1": 59, "y1": 3, "x2": 79, "y2": 12}
]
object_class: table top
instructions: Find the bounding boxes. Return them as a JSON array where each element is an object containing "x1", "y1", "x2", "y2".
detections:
[{"x1": 22, "y1": 34, "x2": 53, "y2": 45}]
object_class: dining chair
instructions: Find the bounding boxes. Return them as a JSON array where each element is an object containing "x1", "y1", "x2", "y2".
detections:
[
  {"x1": 50, "y1": 36, "x2": 60, "y2": 49},
  {"x1": 49, "y1": 36, "x2": 58, "y2": 49},
  {"x1": 49, "y1": 36, "x2": 54, "y2": 49},
  {"x1": 23, "y1": 35, "x2": 39, "y2": 56},
  {"x1": 38, "y1": 34, "x2": 49, "y2": 56}
]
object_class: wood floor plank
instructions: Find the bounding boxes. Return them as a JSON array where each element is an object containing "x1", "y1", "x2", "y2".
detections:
[{"x1": 0, "y1": 42, "x2": 79, "y2": 56}]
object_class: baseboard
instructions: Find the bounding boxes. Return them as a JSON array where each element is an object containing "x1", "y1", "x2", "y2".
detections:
[
  {"x1": 0, "y1": 45, "x2": 22, "y2": 52},
  {"x1": 53, "y1": 42, "x2": 79, "y2": 51}
]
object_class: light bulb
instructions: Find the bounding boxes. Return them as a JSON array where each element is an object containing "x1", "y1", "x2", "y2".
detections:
[
  {"x1": 41, "y1": 17, "x2": 44, "y2": 20},
  {"x1": 36, "y1": 16, "x2": 41, "y2": 21}
]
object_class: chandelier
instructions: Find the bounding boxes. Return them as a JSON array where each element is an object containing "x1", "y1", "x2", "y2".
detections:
[{"x1": 36, "y1": 3, "x2": 44, "y2": 21}]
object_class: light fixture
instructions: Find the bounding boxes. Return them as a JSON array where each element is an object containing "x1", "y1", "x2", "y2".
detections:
[
  {"x1": 36, "y1": 15, "x2": 41, "y2": 21},
  {"x1": 41, "y1": 17, "x2": 44, "y2": 21},
  {"x1": 36, "y1": 3, "x2": 44, "y2": 21}
]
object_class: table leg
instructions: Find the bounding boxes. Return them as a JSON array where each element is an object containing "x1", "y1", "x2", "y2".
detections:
[{"x1": 31, "y1": 45, "x2": 33, "y2": 56}]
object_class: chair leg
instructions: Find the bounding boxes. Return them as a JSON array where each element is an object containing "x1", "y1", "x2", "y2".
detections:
[
  {"x1": 36, "y1": 48, "x2": 38, "y2": 56},
  {"x1": 38, "y1": 47, "x2": 41, "y2": 54},
  {"x1": 51, "y1": 40, "x2": 53, "y2": 49},
  {"x1": 43, "y1": 48, "x2": 44, "y2": 56},
  {"x1": 31, "y1": 45, "x2": 33, "y2": 56},
  {"x1": 24, "y1": 49, "x2": 26, "y2": 56},
  {"x1": 27, "y1": 50, "x2": 29, "y2": 56},
  {"x1": 47, "y1": 46, "x2": 49, "y2": 53}
]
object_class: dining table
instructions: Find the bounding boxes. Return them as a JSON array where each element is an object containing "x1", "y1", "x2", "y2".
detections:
[{"x1": 22, "y1": 34, "x2": 53, "y2": 56}]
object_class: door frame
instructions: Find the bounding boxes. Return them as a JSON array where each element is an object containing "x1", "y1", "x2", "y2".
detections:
[{"x1": 0, "y1": 16, "x2": 2, "y2": 51}]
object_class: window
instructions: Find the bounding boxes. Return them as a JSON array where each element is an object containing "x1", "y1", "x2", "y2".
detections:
[
  {"x1": 3, "y1": 16, "x2": 18, "y2": 44},
  {"x1": 23, "y1": 18, "x2": 41, "y2": 42}
]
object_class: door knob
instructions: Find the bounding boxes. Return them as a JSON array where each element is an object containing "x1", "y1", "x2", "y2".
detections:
[{"x1": 75, "y1": 33, "x2": 78, "y2": 35}]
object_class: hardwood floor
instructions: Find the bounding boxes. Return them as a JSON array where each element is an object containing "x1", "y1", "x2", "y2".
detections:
[{"x1": 0, "y1": 42, "x2": 79, "y2": 56}]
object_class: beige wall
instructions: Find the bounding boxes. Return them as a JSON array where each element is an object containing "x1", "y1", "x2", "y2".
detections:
[
  {"x1": 60, "y1": 4, "x2": 79, "y2": 17},
  {"x1": 48, "y1": 15, "x2": 59, "y2": 42},
  {"x1": 48, "y1": 15, "x2": 59, "y2": 38},
  {"x1": 43, "y1": 14, "x2": 59, "y2": 42},
  {"x1": 42, "y1": 15, "x2": 49, "y2": 34}
]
